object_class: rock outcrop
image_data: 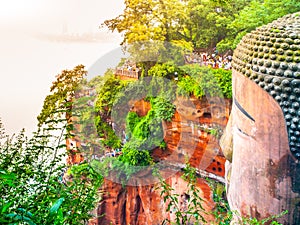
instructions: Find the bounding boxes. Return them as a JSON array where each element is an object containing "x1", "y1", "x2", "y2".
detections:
[
  {"x1": 97, "y1": 171, "x2": 215, "y2": 225},
  {"x1": 95, "y1": 97, "x2": 231, "y2": 224}
]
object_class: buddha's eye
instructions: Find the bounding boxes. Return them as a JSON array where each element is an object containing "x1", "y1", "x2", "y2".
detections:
[{"x1": 234, "y1": 97, "x2": 255, "y2": 123}]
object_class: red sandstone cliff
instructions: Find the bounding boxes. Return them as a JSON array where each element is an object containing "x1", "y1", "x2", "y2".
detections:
[
  {"x1": 96, "y1": 171, "x2": 215, "y2": 225},
  {"x1": 91, "y1": 97, "x2": 231, "y2": 225}
]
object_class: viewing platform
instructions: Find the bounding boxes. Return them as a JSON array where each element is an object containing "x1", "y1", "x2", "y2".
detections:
[{"x1": 114, "y1": 68, "x2": 140, "y2": 80}]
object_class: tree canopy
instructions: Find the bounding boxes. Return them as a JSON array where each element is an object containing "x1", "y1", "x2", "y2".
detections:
[
  {"x1": 218, "y1": 0, "x2": 300, "y2": 51},
  {"x1": 103, "y1": 0, "x2": 188, "y2": 44},
  {"x1": 37, "y1": 65, "x2": 87, "y2": 126},
  {"x1": 103, "y1": 0, "x2": 300, "y2": 53}
]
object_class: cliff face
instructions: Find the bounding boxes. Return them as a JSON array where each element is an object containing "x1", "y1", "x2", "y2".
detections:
[
  {"x1": 96, "y1": 171, "x2": 215, "y2": 225},
  {"x1": 93, "y1": 97, "x2": 231, "y2": 225},
  {"x1": 162, "y1": 96, "x2": 229, "y2": 176}
]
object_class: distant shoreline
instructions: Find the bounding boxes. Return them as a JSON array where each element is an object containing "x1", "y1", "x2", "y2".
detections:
[{"x1": 34, "y1": 31, "x2": 120, "y2": 44}]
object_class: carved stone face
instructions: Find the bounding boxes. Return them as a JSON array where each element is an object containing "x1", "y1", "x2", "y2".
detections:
[
  {"x1": 221, "y1": 12, "x2": 300, "y2": 224},
  {"x1": 233, "y1": 12, "x2": 300, "y2": 159}
]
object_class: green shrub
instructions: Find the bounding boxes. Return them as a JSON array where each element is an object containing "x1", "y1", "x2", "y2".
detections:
[
  {"x1": 126, "y1": 112, "x2": 142, "y2": 135},
  {"x1": 95, "y1": 115, "x2": 121, "y2": 149},
  {"x1": 151, "y1": 97, "x2": 176, "y2": 122},
  {"x1": 148, "y1": 62, "x2": 184, "y2": 80},
  {"x1": 178, "y1": 64, "x2": 232, "y2": 99},
  {"x1": 124, "y1": 96, "x2": 175, "y2": 153},
  {"x1": 119, "y1": 143, "x2": 153, "y2": 167},
  {"x1": 0, "y1": 121, "x2": 103, "y2": 225},
  {"x1": 212, "y1": 69, "x2": 232, "y2": 99},
  {"x1": 94, "y1": 72, "x2": 129, "y2": 115},
  {"x1": 177, "y1": 75, "x2": 204, "y2": 98}
]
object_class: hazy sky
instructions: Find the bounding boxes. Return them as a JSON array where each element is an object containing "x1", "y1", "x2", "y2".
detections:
[{"x1": 0, "y1": 0, "x2": 125, "y2": 136}]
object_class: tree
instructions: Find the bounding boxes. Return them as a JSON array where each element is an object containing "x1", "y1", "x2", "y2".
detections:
[
  {"x1": 37, "y1": 65, "x2": 87, "y2": 126},
  {"x1": 0, "y1": 118, "x2": 103, "y2": 224},
  {"x1": 218, "y1": 0, "x2": 300, "y2": 51},
  {"x1": 183, "y1": 0, "x2": 250, "y2": 52},
  {"x1": 102, "y1": 0, "x2": 252, "y2": 54},
  {"x1": 103, "y1": 0, "x2": 188, "y2": 44},
  {"x1": 93, "y1": 71, "x2": 129, "y2": 149},
  {"x1": 103, "y1": 0, "x2": 193, "y2": 76},
  {"x1": 0, "y1": 63, "x2": 104, "y2": 224},
  {"x1": 103, "y1": 0, "x2": 300, "y2": 54}
]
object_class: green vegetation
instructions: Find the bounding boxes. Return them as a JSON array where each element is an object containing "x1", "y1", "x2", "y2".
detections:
[
  {"x1": 212, "y1": 68, "x2": 232, "y2": 99},
  {"x1": 94, "y1": 70, "x2": 129, "y2": 118},
  {"x1": 123, "y1": 97, "x2": 174, "y2": 151},
  {"x1": 91, "y1": 62, "x2": 232, "y2": 181},
  {"x1": 0, "y1": 65, "x2": 103, "y2": 224},
  {"x1": 219, "y1": 0, "x2": 300, "y2": 51},
  {"x1": 177, "y1": 65, "x2": 232, "y2": 98},
  {"x1": 119, "y1": 143, "x2": 153, "y2": 166},
  {"x1": 94, "y1": 71, "x2": 130, "y2": 148},
  {"x1": 126, "y1": 111, "x2": 142, "y2": 135},
  {"x1": 148, "y1": 62, "x2": 184, "y2": 80},
  {"x1": 37, "y1": 65, "x2": 87, "y2": 126},
  {"x1": 95, "y1": 115, "x2": 121, "y2": 149},
  {"x1": 3, "y1": 1, "x2": 298, "y2": 223},
  {"x1": 104, "y1": 0, "x2": 300, "y2": 53},
  {"x1": 92, "y1": 73, "x2": 179, "y2": 180},
  {"x1": 151, "y1": 97, "x2": 176, "y2": 122},
  {"x1": 102, "y1": 0, "x2": 187, "y2": 44},
  {"x1": 0, "y1": 123, "x2": 102, "y2": 224}
]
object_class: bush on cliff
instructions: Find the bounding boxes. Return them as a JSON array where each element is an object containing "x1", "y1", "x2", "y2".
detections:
[{"x1": 177, "y1": 64, "x2": 232, "y2": 99}]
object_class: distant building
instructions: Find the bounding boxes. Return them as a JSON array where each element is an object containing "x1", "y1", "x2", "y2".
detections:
[{"x1": 114, "y1": 61, "x2": 141, "y2": 80}]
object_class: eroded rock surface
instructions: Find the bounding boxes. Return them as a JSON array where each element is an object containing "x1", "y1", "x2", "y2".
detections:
[{"x1": 94, "y1": 97, "x2": 231, "y2": 224}]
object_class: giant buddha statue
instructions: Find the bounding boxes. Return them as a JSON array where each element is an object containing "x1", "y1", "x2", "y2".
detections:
[{"x1": 221, "y1": 12, "x2": 300, "y2": 224}]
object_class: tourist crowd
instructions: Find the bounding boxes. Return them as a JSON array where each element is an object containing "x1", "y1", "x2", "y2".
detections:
[{"x1": 184, "y1": 52, "x2": 232, "y2": 70}]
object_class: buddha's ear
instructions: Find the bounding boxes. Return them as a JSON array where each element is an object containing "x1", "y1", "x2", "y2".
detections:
[{"x1": 220, "y1": 112, "x2": 233, "y2": 162}]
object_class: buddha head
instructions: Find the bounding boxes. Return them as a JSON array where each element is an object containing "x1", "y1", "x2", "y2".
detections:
[{"x1": 221, "y1": 12, "x2": 300, "y2": 224}]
